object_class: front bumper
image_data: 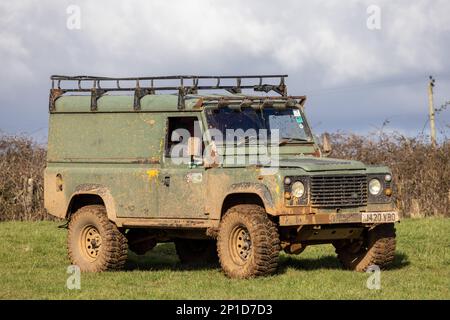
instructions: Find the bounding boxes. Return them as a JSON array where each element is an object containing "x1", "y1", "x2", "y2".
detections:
[{"x1": 279, "y1": 211, "x2": 400, "y2": 226}]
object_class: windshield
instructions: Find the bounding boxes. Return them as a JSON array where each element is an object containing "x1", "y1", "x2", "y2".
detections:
[{"x1": 205, "y1": 107, "x2": 312, "y2": 143}]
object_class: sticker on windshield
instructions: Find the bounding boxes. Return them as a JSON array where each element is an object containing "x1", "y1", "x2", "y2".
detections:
[{"x1": 292, "y1": 110, "x2": 304, "y2": 125}]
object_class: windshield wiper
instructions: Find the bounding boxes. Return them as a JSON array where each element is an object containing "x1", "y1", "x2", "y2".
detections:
[
  {"x1": 278, "y1": 137, "x2": 309, "y2": 146},
  {"x1": 233, "y1": 136, "x2": 308, "y2": 146},
  {"x1": 235, "y1": 135, "x2": 259, "y2": 146}
]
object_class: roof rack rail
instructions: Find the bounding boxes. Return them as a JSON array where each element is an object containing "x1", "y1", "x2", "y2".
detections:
[
  {"x1": 49, "y1": 74, "x2": 290, "y2": 112},
  {"x1": 199, "y1": 95, "x2": 307, "y2": 108}
]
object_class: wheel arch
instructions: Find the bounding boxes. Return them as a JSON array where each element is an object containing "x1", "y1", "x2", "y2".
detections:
[
  {"x1": 221, "y1": 183, "x2": 276, "y2": 218},
  {"x1": 66, "y1": 184, "x2": 117, "y2": 222}
]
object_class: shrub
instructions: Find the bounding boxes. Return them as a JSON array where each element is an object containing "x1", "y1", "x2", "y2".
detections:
[
  {"x1": 0, "y1": 134, "x2": 51, "y2": 221},
  {"x1": 328, "y1": 131, "x2": 449, "y2": 217}
]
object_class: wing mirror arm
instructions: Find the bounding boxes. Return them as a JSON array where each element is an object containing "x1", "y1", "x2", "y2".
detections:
[{"x1": 321, "y1": 133, "x2": 332, "y2": 157}]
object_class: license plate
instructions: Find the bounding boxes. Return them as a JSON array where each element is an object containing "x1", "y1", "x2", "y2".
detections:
[{"x1": 361, "y1": 211, "x2": 398, "y2": 223}]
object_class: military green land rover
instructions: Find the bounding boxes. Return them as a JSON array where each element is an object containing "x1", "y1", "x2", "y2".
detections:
[{"x1": 44, "y1": 74, "x2": 399, "y2": 278}]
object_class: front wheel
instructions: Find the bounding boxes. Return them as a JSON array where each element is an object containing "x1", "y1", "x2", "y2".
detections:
[
  {"x1": 217, "y1": 205, "x2": 280, "y2": 279},
  {"x1": 334, "y1": 223, "x2": 396, "y2": 271}
]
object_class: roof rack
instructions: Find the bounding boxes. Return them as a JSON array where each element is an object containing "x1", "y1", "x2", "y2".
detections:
[{"x1": 49, "y1": 74, "x2": 291, "y2": 112}]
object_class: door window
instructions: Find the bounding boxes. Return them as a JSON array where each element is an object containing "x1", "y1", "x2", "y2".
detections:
[{"x1": 165, "y1": 116, "x2": 202, "y2": 159}]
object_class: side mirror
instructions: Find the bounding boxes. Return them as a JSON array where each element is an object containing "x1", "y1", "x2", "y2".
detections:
[
  {"x1": 321, "y1": 133, "x2": 332, "y2": 156},
  {"x1": 203, "y1": 141, "x2": 220, "y2": 168}
]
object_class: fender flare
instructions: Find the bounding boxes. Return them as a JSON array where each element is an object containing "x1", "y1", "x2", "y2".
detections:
[
  {"x1": 66, "y1": 184, "x2": 118, "y2": 222},
  {"x1": 223, "y1": 182, "x2": 275, "y2": 214}
]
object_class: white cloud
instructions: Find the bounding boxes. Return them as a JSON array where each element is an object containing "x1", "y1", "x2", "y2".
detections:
[
  {"x1": 1, "y1": 0, "x2": 449, "y2": 82},
  {"x1": 0, "y1": 0, "x2": 449, "y2": 135}
]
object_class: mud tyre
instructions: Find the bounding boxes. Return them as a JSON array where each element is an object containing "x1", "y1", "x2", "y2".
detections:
[
  {"x1": 217, "y1": 205, "x2": 280, "y2": 279},
  {"x1": 334, "y1": 223, "x2": 396, "y2": 271},
  {"x1": 67, "y1": 205, "x2": 128, "y2": 272}
]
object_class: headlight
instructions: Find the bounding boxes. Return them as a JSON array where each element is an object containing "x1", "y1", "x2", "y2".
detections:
[
  {"x1": 291, "y1": 181, "x2": 305, "y2": 198},
  {"x1": 384, "y1": 174, "x2": 392, "y2": 182},
  {"x1": 369, "y1": 178, "x2": 382, "y2": 195}
]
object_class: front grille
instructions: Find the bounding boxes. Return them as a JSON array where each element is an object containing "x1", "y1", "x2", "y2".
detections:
[{"x1": 310, "y1": 174, "x2": 367, "y2": 207}]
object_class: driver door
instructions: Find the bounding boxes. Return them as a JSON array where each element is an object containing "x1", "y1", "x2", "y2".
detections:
[{"x1": 157, "y1": 115, "x2": 207, "y2": 219}]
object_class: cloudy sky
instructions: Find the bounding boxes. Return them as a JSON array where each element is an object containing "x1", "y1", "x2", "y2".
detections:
[{"x1": 1, "y1": 0, "x2": 449, "y2": 142}]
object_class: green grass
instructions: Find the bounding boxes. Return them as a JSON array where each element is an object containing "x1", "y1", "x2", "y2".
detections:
[{"x1": 0, "y1": 218, "x2": 449, "y2": 299}]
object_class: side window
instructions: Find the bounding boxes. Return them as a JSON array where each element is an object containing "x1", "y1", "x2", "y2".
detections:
[{"x1": 165, "y1": 116, "x2": 202, "y2": 158}]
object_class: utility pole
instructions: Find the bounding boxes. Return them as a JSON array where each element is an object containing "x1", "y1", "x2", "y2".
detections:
[{"x1": 428, "y1": 76, "x2": 436, "y2": 147}]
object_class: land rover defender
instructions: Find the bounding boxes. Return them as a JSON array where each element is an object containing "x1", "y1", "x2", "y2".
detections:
[{"x1": 44, "y1": 74, "x2": 398, "y2": 278}]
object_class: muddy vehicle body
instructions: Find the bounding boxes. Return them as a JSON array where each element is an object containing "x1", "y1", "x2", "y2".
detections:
[{"x1": 45, "y1": 75, "x2": 398, "y2": 278}]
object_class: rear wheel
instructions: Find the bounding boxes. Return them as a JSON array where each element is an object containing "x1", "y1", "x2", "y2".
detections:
[
  {"x1": 67, "y1": 205, "x2": 128, "y2": 272},
  {"x1": 334, "y1": 223, "x2": 396, "y2": 271},
  {"x1": 217, "y1": 205, "x2": 280, "y2": 279},
  {"x1": 174, "y1": 239, "x2": 218, "y2": 265}
]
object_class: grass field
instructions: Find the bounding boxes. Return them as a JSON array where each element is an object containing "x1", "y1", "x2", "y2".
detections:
[{"x1": 0, "y1": 218, "x2": 449, "y2": 299}]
